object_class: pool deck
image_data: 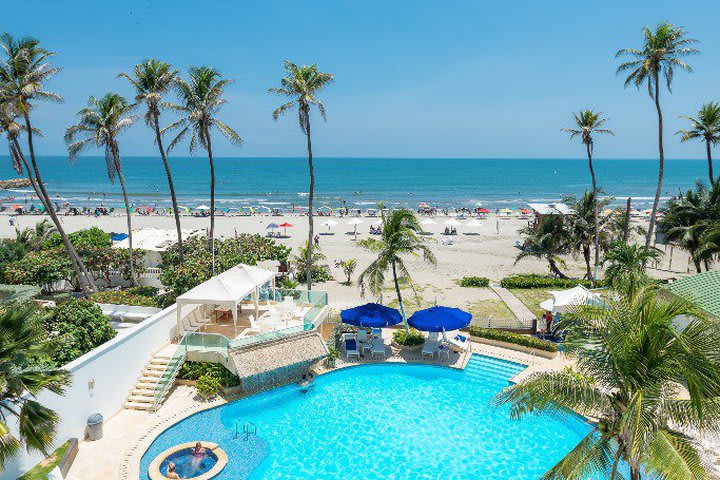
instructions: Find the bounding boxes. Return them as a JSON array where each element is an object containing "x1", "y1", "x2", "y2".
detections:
[{"x1": 66, "y1": 340, "x2": 568, "y2": 480}]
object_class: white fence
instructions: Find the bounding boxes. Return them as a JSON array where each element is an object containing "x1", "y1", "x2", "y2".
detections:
[{"x1": 2, "y1": 304, "x2": 178, "y2": 479}]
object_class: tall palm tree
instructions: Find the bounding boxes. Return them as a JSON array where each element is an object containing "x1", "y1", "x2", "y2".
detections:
[
  {"x1": 603, "y1": 241, "x2": 661, "y2": 298},
  {"x1": 616, "y1": 22, "x2": 699, "y2": 247},
  {"x1": 496, "y1": 289, "x2": 720, "y2": 480},
  {"x1": 165, "y1": 67, "x2": 242, "y2": 273},
  {"x1": 269, "y1": 61, "x2": 334, "y2": 291},
  {"x1": 562, "y1": 110, "x2": 613, "y2": 280},
  {"x1": 695, "y1": 222, "x2": 720, "y2": 267},
  {"x1": 563, "y1": 192, "x2": 612, "y2": 280},
  {"x1": 677, "y1": 102, "x2": 720, "y2": 183},
  {"x1": 0, "y1": 305, "x2": 70, "y2": 467},
  {"x1": 65, "y1": 93, "x2": 139, "y2": 285},
  {"x1": 119, "y1": 59, "x2": 184, "y2": 260},
  {"x1": 515, "y1": 217, "x2": 571, "y2": 278},
  {"x1": 357, "y1": 209, "x2": 436, "y2": 332},
  {"x1": 0, "y1": 34, "x2": 97, "y2": 292}
]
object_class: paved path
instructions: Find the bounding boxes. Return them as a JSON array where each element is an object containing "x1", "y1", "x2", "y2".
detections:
[{"x1": 490, "y1": 284, "x2": 536, "y2": 321}]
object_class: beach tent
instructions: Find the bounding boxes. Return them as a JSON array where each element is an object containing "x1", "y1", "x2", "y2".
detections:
[
  {"x1": 321, "y1": 219, "x2": 338, "y2": 233},
  {"x1": 408, "y1": 306, "x2": 472, "y2": 332},
  {"x1": 341, "y1": 303, "x2": 402, "y2": 328},
  {"x1": 176, "y1": 264, "x2": 276, "y2": 337},
  {"x1": 538, "y1": 285, "x2": 601, "y2": 314}
]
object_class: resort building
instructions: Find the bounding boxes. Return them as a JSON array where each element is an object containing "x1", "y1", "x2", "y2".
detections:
[{"x1": 113, "y1": 228, "x2": 204, "y2": 268}]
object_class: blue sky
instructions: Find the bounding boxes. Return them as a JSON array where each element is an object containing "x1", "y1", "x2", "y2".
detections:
[{"x1": 4, "y1": 0, "x2": 720, "y2": 159}]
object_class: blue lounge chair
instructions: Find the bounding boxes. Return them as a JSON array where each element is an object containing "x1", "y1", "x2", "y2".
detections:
[{"x1": 343, "y1": 333, "x2": 360, "y2": 358}]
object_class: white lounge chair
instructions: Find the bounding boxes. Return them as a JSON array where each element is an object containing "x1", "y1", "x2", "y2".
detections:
[
  {"x1": 343, "y1": 333, "x2": 360, "y2": 358},
  {"x1": 422, "y1": 331, "x2": 441, "y2": 358},
  {"x1": 371, "y1": 334, "x2": 386, "y2": 358},
  {"x1": 442, "y1": 329, "x2": 470, "y2": 353}
]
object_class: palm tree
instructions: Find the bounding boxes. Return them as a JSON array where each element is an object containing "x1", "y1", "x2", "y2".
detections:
[
  {"x1": 563, "y1": 192, "x2": 612, "y2": 280},
  {"x1": 562, "y1": 110, "x2": 613, "y2": 280},
  {"x1": 677, "y1": 102, "x2": 720, "y2": 183},
  {"x1": 269, "y1": 61, "x2": 334, "y2": 291},
  {"x1": 357, "y1": 209, "x2": 436, "y2": 332},
  {"x1": 660, "y1": 180, "x2": 720, "y2": 272},
  {"x1": 0, "y1": 34, "x2": 97, "y2": 292},
  {"x1": 65, "y1": 93, "x2": 139, "y2": 285},
  {"x1": 290, "y1": 241, "x2": 327, "y2": 285},
  {"x1": 616, "y1": 22, "x2": 699, "y2": 247},
  {"x1": 119, "y1": 59, "x2": 184, "y2": 260},
  {"x1": 603, "y1": 241, "x2": 661, "y2": 298},
  {"x1": 695, "y1": 222, "x2": 720, "y2": 266},
  {"x1": 496, "y1": 289, "x2": 720, "y2": 480},
  {"x1": 165, "y1": 67, "x2": 242, "y2": 273},
  {"x1": 515, "y1": 217, "x2": 570, "y2": 278},
  {"x1": 15, "y1": 219, "x2": 56, "y2": 250},
  {"x1": 0, "y1": 306, "x2": 70, "y2": 467}
]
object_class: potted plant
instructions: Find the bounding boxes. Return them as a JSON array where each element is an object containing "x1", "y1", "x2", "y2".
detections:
[
  {"x1": 326, "y1": 347, "x2": 339, "y2": 368},
  {"x1": 391, "y1": 328, "x2": 425, "y2": 352}
]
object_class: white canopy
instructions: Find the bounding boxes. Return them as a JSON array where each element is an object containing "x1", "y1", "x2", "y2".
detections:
[
  {"x1": 176, "y1": 264, "x2": 276, "y2": 335},
  {"x1": 539, "y1": 285, "x2": 600, "y2": 314},
  {"x1": 322, "y1": 220, "x2": 339, "y2": 227},
  {"x1": 196, "y1": 204, "x2": 210, "y2": 210},
  {"x1": 347, "y1": 218, "x2": 364, "y2": 226}
]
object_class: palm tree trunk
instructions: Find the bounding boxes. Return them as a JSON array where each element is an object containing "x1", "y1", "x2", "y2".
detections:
[
  {"x1": 646, "y1": 77, "x2": 663, "y2": 247},
  {"x1": 548, "y1": 257, "x2": 568, "y2": 279},
  {"x1": 609, "y1": 449, "x2": 622, "y2": 480},
  {"x1": 112, "y1": 147, "x2": 138, "y2": 286},
  {"x1": 304, "y1": 105, "x2": 314, "y2": 292},
  {"x1": 153, "y1": 110, "x2": 183, "y2": 261},
  {"x1": 587, "y1": 143, "x2": 600, "y2": 282},
  {"x1": 205, "y1": 126, "x2": 216, "y2": 275},
  {"x1": 22, "y1": 113, "x2": 97, "y2": 293},
  {"x1": 582, "y1": 245, "x2": 592, "y2": 280},
  {"x1": 706, "y1": 138, "x2": 714, "y2": 184},
  {"x1": 693, "y1": 256, "x2": 702, "y2": 274},
  {"x1": 623, "y1": 197, "x2": 632, "y2": 243},
  {"x1": 391, "y1": 259, "x2": 409, "y2": 333}
]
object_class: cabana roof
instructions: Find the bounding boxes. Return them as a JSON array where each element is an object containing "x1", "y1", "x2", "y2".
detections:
[{"x1": 527, "y1": 203, "x2": 572, "y2": 215}]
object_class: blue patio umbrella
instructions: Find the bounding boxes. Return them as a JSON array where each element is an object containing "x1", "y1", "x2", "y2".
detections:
[
  {"x1": 110, "y1": 232, "x2": 128, "y2": 242},
  {"x1": 266, "y1": 222, "x2": 279, "y2": 229},
  {"x1": 341, "y1": 303, "x2": 403, "y2": 328},
  {"x1": 408, "y1": 306, "x2": 472, "y2": 332}
]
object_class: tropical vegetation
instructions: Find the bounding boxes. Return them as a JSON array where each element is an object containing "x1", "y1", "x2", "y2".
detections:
[
  {"x1": 677, "y1": 102, "x2": 720, "y2": 183},
  {"x1": 467, "y1": 327, "x2": 558, "y2": 353}
]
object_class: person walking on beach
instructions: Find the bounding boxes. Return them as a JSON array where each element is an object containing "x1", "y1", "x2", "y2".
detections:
[{"x1": 314, "y1": 234, "x2": 320, "y2": 247}]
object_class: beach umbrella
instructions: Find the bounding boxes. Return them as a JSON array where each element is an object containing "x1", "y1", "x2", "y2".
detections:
[
  {"x1": 196, "y1": 204, "x2": 210, "y2": 210},
  {"x1": 466, "y1": 218, "x2": 483, "y2": 228},
  {"x1": 266, "y1": 222, "x2": 279, "y2": 231},
  {"x1": 371, "y1": 219, "x2": 383, "y2": 228},
  {"x1": 444, "y1": 218, "x2": 461, "y2": 227},
  {"x1": 347, "y1": 218, "x2": 364, "y2": 235},
  {"x1": 408, "y1": 306, "x2": 472, "y2": 332},
  {"x1": 499, "y1": 208, "x2": 513, "y2": 214},
  {"x1": 177, "y1": 205, "x2": 190, "y2": 212},
  {"x1": 322, "y1": 219, "x2": 338, "y2": 233},
  {"x1": 278, "y1": 222, "x2": 293, "y2": 236},
  {"x1": 477, "y1": 207, "x2": 490, "y2": 214},
  {"x1": 111, "y1": 232, "x2": 128, "y2": 242},
  {"x1": 420, "y1": 218, "x2": 437, "y2": 226},
  {"x1": 341, "y1": 303, "x2": 403, "y2": 328}
]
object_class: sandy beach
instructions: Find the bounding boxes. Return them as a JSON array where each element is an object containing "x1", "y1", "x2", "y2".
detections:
[{"x1": 0, "y1": 213, "x2": 690, "y2": 313}]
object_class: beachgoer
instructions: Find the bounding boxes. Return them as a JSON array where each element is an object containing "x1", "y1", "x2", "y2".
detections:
[
  {"x1": 544, "y1": 311, "x2": 553, "y2": 335},
  {"x1": 166, "y1": 462, "x2": 181, "y2": 479},
  {"x1": 314, "y1": 234, "x2": 320, "y2": 246},
  {"x1": 193, "y1": 442, "x2": 206, "y2": 457}
]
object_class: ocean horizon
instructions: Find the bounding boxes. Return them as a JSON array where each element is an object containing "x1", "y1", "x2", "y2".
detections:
[{"x1": 0, "y1": 156, "x2": 713, "y2": 210}]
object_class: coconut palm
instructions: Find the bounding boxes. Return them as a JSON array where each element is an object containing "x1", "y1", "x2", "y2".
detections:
[
  {"x1": 65, "y1": 93, "x2": 139, "y2": 285},
  {"x1": 0, "y1": 305, "x2": 71, "y2": 467},
  {"x1": 515, "y1": 217, "x2": 571, "y2": 278},
  {"x1": 562, "y1": 110, "x2": 613, "y2": 280},
  {"x1": 0, "y1": 34, "x2": 97, "y2": 292},
  {"x1": 695, "y1": 222, "x2": 720, "y2": 266},
  {"x1": 269, "y1": 61, "x2": 334, "y2": 291},
  {"x1": 119, "y1": 59, "x2": 184, "y2": 260},
  {"x1": 290, "y1": 241, "x2": 327, "y2": 285},
  {"x1": 677, "y1": 102, "x2": 720, "y2": 184},
  {"x1": 616, "y1": 22, "x2": 699, "y2": 247},
  {"x1": 164, "y1": 66, "x2": 242, "y2": 272},
  {"x1": 660, "y1": 180, "x2": 720, "y2": 272},
  {"x1": 603, "y1": 241, "x2": 662, "y2": 298},
  {"x1": 497, "y1": 288, "x2": 720, "y2": 480},
  {"x1": 15, "y1": 219, "x2": 56, "y2": 250},
  {"x1": 563, "y1": 192, "x2": 612, "y2": 280},
  {"x1": 357, "y1": 209, "x2": 436, "y2": 332}
]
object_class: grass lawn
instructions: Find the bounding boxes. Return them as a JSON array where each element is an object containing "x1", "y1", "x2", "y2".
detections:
[
  {"x1": 18, "y1": 441, "x2": 70, "y2": 480},
  {"x1": 509, "y1": 288, "x2": 552, "y2": 318},
  {"x1": 468, "y1": 299, "x2": 516, "y2": 322}
]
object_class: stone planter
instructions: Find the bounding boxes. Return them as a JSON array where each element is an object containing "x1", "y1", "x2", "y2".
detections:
[
  {"x1": 391, "y1": 341, "x2": 423, "y2": 352},
  {"x1": 470, "y1": 336, "x2": 558, "y2": 359}
]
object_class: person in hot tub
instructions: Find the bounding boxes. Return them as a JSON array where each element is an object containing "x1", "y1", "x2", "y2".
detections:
[
  {"x1": 166, "y1": 462, "x2": 182, "y2": 479},
  {"x1": 192, "y1": 442, "x2": 207, "y2": 457}
]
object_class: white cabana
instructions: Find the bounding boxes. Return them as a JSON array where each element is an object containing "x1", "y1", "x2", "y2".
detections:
[
  {"x1": 175, "y1": 264, "x2": 276, "y2": 337},
  {"x1": 539, "y1": 285, "x2": 600, "y2": 314}
]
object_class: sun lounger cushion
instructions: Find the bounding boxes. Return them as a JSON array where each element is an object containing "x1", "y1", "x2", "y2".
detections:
[{"x1": 345, "y1": 338, "x2": 357, "y2": 350}]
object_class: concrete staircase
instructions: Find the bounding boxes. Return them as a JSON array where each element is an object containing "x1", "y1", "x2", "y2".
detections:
[{"x1": 124, "y1": 353, "x2": 171, "y2": 411}]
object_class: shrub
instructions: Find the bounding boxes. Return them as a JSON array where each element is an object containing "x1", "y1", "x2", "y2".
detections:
[
  {"x1": 500, "y1": 274, "x2": 604, "y2": 289},
  {"x1": 0, "y1": 239, "x2": 27, "y2": 281},
  {"x1": 467, "y1": 326, "x2": 558, "y2": 352},
  {"x1": 43, "y1": 226, "x2": 111, "y2": 250},
  {"x1": 392, "y1": 328, "x2": 425, "y2": 346},
  {"x1": 178, "y1": 361, "x2": 239, "y2": 387},
  {"x1": 196, "y1": 374, "x2": 222, "y2": 399},
  {"x1": 4, "y1": 249, "x2": 72, "y2": 292},
  {"x1": 89, "y1": 287, "x2": 161, "y2": 307},
  {"x1": 459, "y1": 276, "x2": 490, "y2": 288},
  {"x1": 43, "y1": 299, "x2": 117, "y2": 365},
  {"x1": 296, "y1": 265, "x2": 332, "y2": 283}
]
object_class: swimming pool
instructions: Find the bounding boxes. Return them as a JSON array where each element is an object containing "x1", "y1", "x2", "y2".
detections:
[{"x1": 140, "y1": 355, "x2": 593, "y2": 479}]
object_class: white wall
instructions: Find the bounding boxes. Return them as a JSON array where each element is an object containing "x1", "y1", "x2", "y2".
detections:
[{"x1": 1, "y1": 304, "x2": 179, "y2": 480}]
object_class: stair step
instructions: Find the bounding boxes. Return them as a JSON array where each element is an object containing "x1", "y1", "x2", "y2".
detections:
[
  {"x1": 127, "y1": 395, "x2": 154, "y2": 403},
  {"x1": 137, "y1": 381, "x2": 159, "y2": 389},
  {"x1": 131, "y1": 388, "x2": 156, "y2": 396},
  {"x1": 125, "y1": 401, "x2": 152, "y2": 411}
]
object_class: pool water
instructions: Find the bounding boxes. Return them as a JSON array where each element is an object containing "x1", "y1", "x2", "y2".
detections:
[
  {"x1": 140, "y1": 355, "x2": 593, "y2": 479},
  {"x1": 159, "y1": 448, "x2": 218, "y2": 478}
]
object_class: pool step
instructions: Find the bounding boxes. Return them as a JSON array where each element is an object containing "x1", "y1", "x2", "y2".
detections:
[
  {"x1": 124, "y1": 352, "x2": 176, "y2": 411},
  {"x1": 464, "y1": 355, "x2": 526, "y2": 384}
]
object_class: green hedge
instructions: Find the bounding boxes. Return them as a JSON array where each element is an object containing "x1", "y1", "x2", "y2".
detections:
[
  {"x1": 468, "y1": 327, "x2": 558, "y2": 352},
  {"x1": 89, "y1": 287, "x2": 161, "y2": 308},
  {"x1": 392, "y1": 328, "x2": 424, "y2": 346},
  {"x1": 459, "y1": 276, "x2": 490, "y2": 288},
  {"x1": 178, "y1": 361, "x2": 239, "y2": 387},
  {"x1": 500, "y1": 274, "x2": 604, "y2": 289}
]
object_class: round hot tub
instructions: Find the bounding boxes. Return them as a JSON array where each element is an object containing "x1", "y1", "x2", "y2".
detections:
[{"x1": 148, "y1": 442, "x2": 228, "y2": 480}]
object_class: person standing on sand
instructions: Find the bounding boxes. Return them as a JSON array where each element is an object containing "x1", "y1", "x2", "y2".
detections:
[{"x1": 314, "y1": 234, "x2": 320, "y2": 247}]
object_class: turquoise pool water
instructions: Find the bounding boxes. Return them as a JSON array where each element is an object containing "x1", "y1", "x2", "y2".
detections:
[{"x1": 140, "y1": 355, "x2": 593, "y2": 479}]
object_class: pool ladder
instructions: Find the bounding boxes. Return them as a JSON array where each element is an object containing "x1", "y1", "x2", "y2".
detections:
[{"x1": 235, "y1": 420, "x2": 257, "y2": 441}]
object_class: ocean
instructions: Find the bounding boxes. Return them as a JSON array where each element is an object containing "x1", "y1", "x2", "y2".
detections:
[{"x1": 0, "y1": 156, "x2": 711, "y2": 211}]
